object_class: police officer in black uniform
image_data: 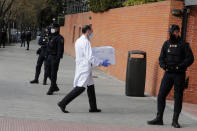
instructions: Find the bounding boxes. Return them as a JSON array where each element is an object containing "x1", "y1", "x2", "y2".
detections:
[
  {"x1": 147, "y1": 25, "x2": 194, "y2": 128},
  {"x1": 0, "y1": 29, "x2": 7, "y2": 48},
  {"x1": 21, "y1": 31, "x2": 26, "y2": 47},
  {"x1": 25, "y1": 30, "x2": 32, "y2": 50},
  {"x1": 30, "y1": 27, "x2": 50, "y2": 85},
  {"x1": 46, "y1": 23, "x2": 64, "y2": 95}
]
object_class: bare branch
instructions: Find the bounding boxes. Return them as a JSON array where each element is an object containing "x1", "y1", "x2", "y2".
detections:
[{"x1": 2, "y1": 0, "x2": 15, "y2": 17}]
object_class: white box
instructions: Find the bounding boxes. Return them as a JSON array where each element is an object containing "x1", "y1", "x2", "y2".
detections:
[{"x1": 92, "y1": 46, "x2": 116, "y2": 65}]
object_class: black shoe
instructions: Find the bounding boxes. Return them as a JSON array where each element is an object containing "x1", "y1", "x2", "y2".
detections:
[
  {"x1": 147, "y1": 113, "x2": 164, "y2": 125},
  {"x1": 89, "y1": 109, "x2": 102, "y2": 113},
  {"x1": 172, "y1": 113, "x2": 181, "y2": 128},
  {"x1": 54, "y1": 86, "x2": 60, "y2": 92},
  {"x1": 30, "y1": 80, "x2": 39, "y2": 84},
  {"x1": 47, "y1": 86, "x2": 59, "y2": 95},
  {"x1": 172, "y1": 121, "x2": 181, "y2": 128},
  {"x1": 46, "y1": 90, "x2": 53, "y2": 95},
  {"x1": 147, "y1": 118, "x2": 163, "y2": 125},
  {"x1": 57, "y1": 102, "x2": 69, "y2": 113}
]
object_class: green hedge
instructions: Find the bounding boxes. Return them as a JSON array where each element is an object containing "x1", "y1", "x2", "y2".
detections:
[
  {"x1": 86, "y1": 0, "x2": 123, "y2": 13},
  {"x1": 123, "y1": 0, "x2": 165, "y2": 6},
  {"x1": 87, "y1": 0, "x2": 166, "y2": 13}
]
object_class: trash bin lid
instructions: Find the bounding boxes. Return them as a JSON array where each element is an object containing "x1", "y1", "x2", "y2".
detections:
[{"x1": 128, "y1": 50, "x2": 146, "y2": 59}]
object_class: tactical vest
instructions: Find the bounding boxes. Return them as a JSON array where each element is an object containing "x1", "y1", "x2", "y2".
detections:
[
  {"x1": 47, "y1": 35, "x2": 61, "y2": 55},
  {"x1": 166, "y1": 41, "x2": 185, "y2": 66}
]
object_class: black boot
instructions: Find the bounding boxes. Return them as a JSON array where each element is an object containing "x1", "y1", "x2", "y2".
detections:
[
  {"x1": 172, "y1": 113, "x2": 181, "y2": 128},
  {"x1": 87, "y1": 85, "x2": 101, "y2": 113},
  {"x1": 43, "y1": 78, "x2": 47, "y2": 85},
  {"x1": 47, "y1": 86, "x2": 59, "y2": 95},
  {"x1": 54, "y1": 86, "x2": 60, "y2": 92},
  {"x1": 147, "y1": 113, "x2": 164, "y2": 125},
  {"x1": 58, "y1": 87, "x2": 85, "y2": 113},
  {"x1": 30, "y1": 79, "x2": 39, "y2": 84},
  {"x1": 46, "y1": 88, "x2": 54, "y2": 95}
]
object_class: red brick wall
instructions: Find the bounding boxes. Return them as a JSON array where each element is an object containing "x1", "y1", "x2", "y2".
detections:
[
  {"x1": 60, "y1": 0, "x2": 197, "y2": 104},
  {"x1": 61, "y1": 13, "x2": 91, "y2": 56},
  {"x1": 183, "y1": 6, "x2": 197, "y2": 104}
]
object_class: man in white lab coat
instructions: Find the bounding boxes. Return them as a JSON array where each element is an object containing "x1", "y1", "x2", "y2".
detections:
[{"x1": 58, "y1": 25, "x2": 110, "y2": 113}]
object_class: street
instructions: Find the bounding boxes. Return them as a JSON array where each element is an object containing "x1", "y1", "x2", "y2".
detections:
[{"x1": 0, "y1": 40, "x2": 197, "y2": 131}]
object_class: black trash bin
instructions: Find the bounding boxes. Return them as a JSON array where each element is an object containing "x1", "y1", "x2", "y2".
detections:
[{"x1": 126, "y1": 50, "x2": 146, "y2": 97}]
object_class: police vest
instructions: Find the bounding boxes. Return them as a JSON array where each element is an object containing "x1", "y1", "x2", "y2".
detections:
[
  {"x1": 166, "y1": 41, "x2": 184, "y2": 66},
  {"x1": 48, "y1": 35, "x2": 61, "y2": 55}
]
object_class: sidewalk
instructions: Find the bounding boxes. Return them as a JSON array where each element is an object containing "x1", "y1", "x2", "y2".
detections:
[{"x1": 0, "y1": 40, "x2": 196, "y2": 131}]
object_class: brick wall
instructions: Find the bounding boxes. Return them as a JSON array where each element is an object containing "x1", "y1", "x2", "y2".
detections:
[
  {"x1": 61, "y1": 0, "x2": 197, "y2": 104},
  {"x1": 183, "y1": 6, "x2": 197, "y2": 104}
]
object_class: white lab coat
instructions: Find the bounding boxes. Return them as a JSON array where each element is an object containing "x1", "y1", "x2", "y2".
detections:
[{"x1": 73, "y1": 35, "x2": 102, "y2": 88}]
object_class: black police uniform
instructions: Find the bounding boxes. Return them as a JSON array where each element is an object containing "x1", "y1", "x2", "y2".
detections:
[
  {"x1": 0, "y1": 30, "x2": 7, "y2": 48},
  {"x1": 25, "y1": 31, "x2": 31, "y2": 50},
  {"x1": 46, "y1": 31, "x2": 64, "y2": 95},
  {"x1": 0, "y1": 31, "x2": 2, "y2": 48},
  {"x1": 148, "y1": 37, "x2": 194, "y2": 128},
  {"x1": 21, "y1": 32, "x2": 26, "y2": 47},
  {"x1": 30, "y1": 33, "x2": 50, "y2": 84},
  {"x1": 158, "y1": 38, "x2": 194, "y2": 115},
  {"x1": 148, "y1": 24, "x2": 194, "y2": 128}
]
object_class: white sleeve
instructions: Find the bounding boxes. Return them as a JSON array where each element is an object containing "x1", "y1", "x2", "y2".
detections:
[{"x1": 84, "y1": 41, "x2": 102, "y2": 67}]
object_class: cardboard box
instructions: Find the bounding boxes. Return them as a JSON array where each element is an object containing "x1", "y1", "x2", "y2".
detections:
[{"x1": 92, "y1": 46, "x2": 116, "y2": 65}]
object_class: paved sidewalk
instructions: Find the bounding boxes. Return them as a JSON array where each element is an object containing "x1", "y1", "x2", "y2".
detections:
[{"x1": 0, "y1": 40, "x2": 197, "y2": 130}]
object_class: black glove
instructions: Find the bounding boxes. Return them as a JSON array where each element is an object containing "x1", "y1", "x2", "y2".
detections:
[{"x1": 36, "y1": 48, "x2": 41, "y2": 55}]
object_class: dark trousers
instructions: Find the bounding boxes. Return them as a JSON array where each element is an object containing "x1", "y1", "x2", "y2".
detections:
[
  {"x1": 0, "y1": 40, "x2": 5, "y2": 47},
  {"x1": 47, "y1": 55, "x2": 60, "y2": 90},
  {"x1": 21, "y1": 39, "x2": 25, "y2": 47},
  {"x1": 26, "y1": 40, "x2": 30, "y2": 50},
  {"x1": 157, "y1": 72, "x2": 185, "y2": 115},
  {"x1": 59, "y1": 85, "x2": 98, "y2": 110},
  {"x1": 34, "y1": 55, "x2": 48, "y2": 82}
]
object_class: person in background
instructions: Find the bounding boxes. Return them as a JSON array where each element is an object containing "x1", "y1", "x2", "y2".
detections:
[
  {"x1": 25, "y1": 30, "x2": 32, "y2": 50},
  {"x1": 21, "y1": 31, "x2": 26, "y2": 47},
  {"x1": 0, "y1": 29, "x2": 7, "y2": 48}
]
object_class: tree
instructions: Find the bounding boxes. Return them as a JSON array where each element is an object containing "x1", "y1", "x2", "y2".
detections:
[
  {"x1": 38, "y1": 0, "x2": 67, "y2": 28},
  {"x1": 8, "y1": 0, "x2": 47, "y2": 30},
  {"x1": 0, "y1": 0, "x2": 15, "y2": 28}
]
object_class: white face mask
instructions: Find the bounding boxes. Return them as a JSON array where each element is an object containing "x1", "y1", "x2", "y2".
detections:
[{"x1": 51, "y1": 28, "x2": 55, "y2": 34}]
